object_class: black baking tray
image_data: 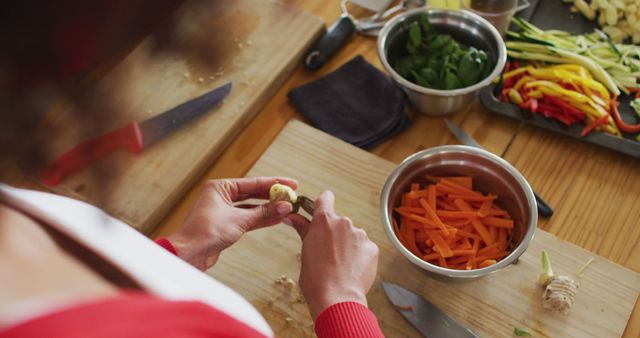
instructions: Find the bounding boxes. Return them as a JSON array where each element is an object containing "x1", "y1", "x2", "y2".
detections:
[{"x1": 479, "y1": 0, "x2": 640, "y2": 158}]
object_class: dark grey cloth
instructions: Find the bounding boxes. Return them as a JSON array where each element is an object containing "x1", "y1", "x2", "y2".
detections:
[{"x1": 288, "y1": 55, "x2": 411, "y2": 149}]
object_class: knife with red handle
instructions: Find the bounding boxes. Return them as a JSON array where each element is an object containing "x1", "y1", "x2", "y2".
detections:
[{"x1": 40, "y1": 82, "x2": 232, "y2": 186}]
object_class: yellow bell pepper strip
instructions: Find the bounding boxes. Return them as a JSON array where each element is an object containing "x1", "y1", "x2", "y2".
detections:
[
  {"x1": 508, "y1": 89, "x2": 523, "y2": 105},
  {"x1": 498, "y1": 61, "x2": 622, "y2": 137}
]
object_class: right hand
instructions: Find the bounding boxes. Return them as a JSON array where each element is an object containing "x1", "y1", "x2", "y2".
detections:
[{"x1": 285, "y1": 191, "x2": 379, "y2": 320}]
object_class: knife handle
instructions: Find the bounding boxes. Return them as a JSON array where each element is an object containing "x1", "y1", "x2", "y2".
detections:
[
  {"x1": 304, "y1": 14, "x2": 356, "y2": 70},
  {"x1": 534, "y1": 191, "x2": 554, "y2": 218},
  {"x1": 40, "y1": 122, "x2": 144, "y2": 186}
]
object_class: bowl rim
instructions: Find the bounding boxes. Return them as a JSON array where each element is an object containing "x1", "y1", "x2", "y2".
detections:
[
  {"x1": 377, "y1": 8, "x2": 507, "y2": 96},
  {"x1": 379, "y1": 145, "x2": 538, "y2": 279}
]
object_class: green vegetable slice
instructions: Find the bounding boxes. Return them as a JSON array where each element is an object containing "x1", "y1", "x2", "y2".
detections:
[{"x1": 514, "y1": 327, "x2": 533, "y2": 337}]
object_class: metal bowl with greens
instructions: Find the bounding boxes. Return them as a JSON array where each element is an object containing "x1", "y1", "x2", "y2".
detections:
[
  {"x1": 394, "y1": 14, "x2": 494, "y2": 90},
  {"x1": 378, "y1": 8, "x2": 506, "y2": 116}
]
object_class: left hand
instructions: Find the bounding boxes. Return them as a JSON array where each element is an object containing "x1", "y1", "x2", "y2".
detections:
[{"x1": 168, "y1": 177, "x2": 297, "y2": 270}]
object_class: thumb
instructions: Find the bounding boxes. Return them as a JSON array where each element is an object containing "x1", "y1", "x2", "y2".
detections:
[
  {"x1": 283, "y1": 214, "x2": 311, "y2": 239},
  {"x1": 241, "y1": 201, "x2": 293, "y2": 230}
]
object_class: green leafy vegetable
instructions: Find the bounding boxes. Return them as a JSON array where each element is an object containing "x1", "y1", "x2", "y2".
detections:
[
  {"x1": 514, "y1": 327, "x2": 533, "y2": 336},
  {"x1": 391, "y1": 14, "x2": 493, "y2": 90}
]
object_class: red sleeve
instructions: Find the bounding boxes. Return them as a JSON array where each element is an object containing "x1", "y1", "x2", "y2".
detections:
[
  {"x1": 0, "y1": 291, "x2": 267, "y2": 338},
  {"x1": 315, "y1": 302, "x2": 385, "y2": 338},
  {"x1": 154, "y1": 237, "x2": 178, "y2": 256}
]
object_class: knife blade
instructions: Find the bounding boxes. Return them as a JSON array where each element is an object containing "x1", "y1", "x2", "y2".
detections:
[
  {"x1": 40, "y1": 82, "x2": 232, "y2": 186},
  {"x1": 443, "y1": 118, "x2": 554, "y2": 217},
  {"x1": 383, "y1": 282, "x2": 479, "y2": 338}
]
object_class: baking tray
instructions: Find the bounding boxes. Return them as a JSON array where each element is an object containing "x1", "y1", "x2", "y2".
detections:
[{"x1": 479, "y1": 0, "x2": 640, "y2": 158}]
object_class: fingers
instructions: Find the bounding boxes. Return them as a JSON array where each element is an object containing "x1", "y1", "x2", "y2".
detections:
[
  {"x1": 222, "y1": 177, "x2": 298, "y2": 202},
  {"x1": 284, "y1": 214, "x2": 311, "y2": 239},
  {"x1": 314, "y1": 191, "x2": 335, "y2": 217},
  {"x1": 240, "y1": 201, "x2": 293, "y2": 231}
]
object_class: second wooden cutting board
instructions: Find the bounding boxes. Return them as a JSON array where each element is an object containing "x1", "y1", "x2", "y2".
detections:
[
  {"x1": 208, "y1": 120, "x2": 639, "y2": 338},
  {"x1": 44, "y1": 0, "x2": 323, "y2": 234}
]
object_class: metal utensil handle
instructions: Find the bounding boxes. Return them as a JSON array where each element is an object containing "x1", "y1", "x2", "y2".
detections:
[
  {"x1": 304, "y1": 14, "x2": 356, "y2": 70},
  {"x1": 533, "y1": 191, "x2": 553, "y2": 217}
]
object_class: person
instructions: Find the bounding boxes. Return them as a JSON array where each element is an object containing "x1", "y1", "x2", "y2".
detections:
[
  {"x1": 0, "y1": 2, "x2": 385, "y2": 336},
  {"x1": 0, "y1": 177, "x2": 384, "y2": 337}
]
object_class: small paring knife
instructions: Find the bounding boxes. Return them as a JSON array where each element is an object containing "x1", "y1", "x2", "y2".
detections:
[
  {"x1": 383, "y1": 282, "x2": 479, "y2": 338},
  {"x1": 444, "y1": 118, "x2": 554, "y2": 217},
  {"x1": 40, "y1": 82, "x2": 233, "y2": 186}
]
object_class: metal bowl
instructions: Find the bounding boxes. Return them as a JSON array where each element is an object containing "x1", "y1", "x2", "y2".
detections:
[
  {"x1": 377, "y1": 8, "x2": 507, "y2": 116},
  {"x1": 380, "y1": 145, "x2": 537, "y2": 281}
]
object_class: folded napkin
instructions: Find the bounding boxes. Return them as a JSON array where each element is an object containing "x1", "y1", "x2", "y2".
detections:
[{"x1": 288, "y1": 55, "x2": 411, "y2": 149}]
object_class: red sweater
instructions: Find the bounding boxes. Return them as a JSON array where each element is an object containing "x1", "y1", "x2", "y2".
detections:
[{"x1": 0, "y1": 238, "x2": 384, "y2": 338}]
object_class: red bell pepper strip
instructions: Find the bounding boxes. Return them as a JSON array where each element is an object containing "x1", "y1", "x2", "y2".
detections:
[
  {"x1": 543, "y1": 95, "x2": 586, "y2": 120},
  {"x1": 610, "y1": 96, "x2": 640, "y2": 133},
  {"x1": 580, "y1": 114, "x2": 610, "y2": 136},
  {"x1": 626, "y1": 87, "x2": 640, "y2": 99}
]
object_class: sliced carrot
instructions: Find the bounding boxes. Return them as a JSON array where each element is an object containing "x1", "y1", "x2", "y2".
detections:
[
  {"x1": 498, "y1": 228, "x2": 507, "y2": 252},
  {"x1": 452, "y1": 249, "x2": 476, "y2": 256},
  {"x1": 423, "y1": 252, "x2": 442, "y2": 261},
  {"x1": 436, "y1": 198, "x2": 458, "y2": 211},
  {"x1": 408, "y1": 189, "x2": 429, "y2": 199},
  {"x1": 460, "y1": 238, "x2": 472, "y2": 249},
  {"x1": 419, "y1": 199, "x2": 450, "y2": 236},
  {"x1": 408, "y1": 214, "x2": 438, "y2": 228},
  {"x1": 425, "y1": 230, "x2": 454, "y2": 258},
  {"x1": 479, "y1": 259, "x2": 497, "y2": 268},
  {"x1": 436, "y1": 210, "x2": 477, "y2": 219},
  {"x1": 454, "y1": 199, "x2": 493, "y2": 246},
  {"x1": 481, "y1": 217, "x2": 514, "y2": 229},
  {"x1": 447, "y1": 194, "x2": 495, "y2": 202},
  {"x1": 440, "y1": 179, "x2": 484, "y2": 197},
  {"x1": 395, "y1": 176, "x2": 513, "y2": 270},
  {"x1": 483, "y1": 207, "x2": 510, "y2": 217},
  {"x1": 404, "y1": 228, "x2": 422, "y2": 256},
  {"x1": 478, "y1": 243, "x2": 499, "y2": 256},
  {"x1": 392, "y1": 218, "x2": 405, "y2": 242},
  {"x1": 444, "y1": 219, "x2": 471, "y2": 227},
  {"x1": 443, "y1": 176, "x2": 473, "y2": 189},
  {"x1": 477, "y1": 198, "x2": 494, "y2": 217},
  {"x1": 455, "y1": 228, "x2": 481, "y2": 241},
  {"x1": 489, "y1": 225, "x2": 497, "y2": 244},
  {"x1": 427, "y1": 185, "x2": 437, "y2": 211},
  {"x1": 427, "y1": 176, "x2": 473, "y2": 189}
]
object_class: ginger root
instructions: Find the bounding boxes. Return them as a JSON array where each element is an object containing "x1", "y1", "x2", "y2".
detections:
[
  {"x1": 269, "y1": 183, "x2": 298, "y2": 204},
  {"x1": 538, "y1": 250, "x2": 578, "y2": 315}
]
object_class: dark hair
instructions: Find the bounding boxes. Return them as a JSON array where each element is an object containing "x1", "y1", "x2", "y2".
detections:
[{"x1": 0, "y1": 0, "x2": 180, "y2": 177}]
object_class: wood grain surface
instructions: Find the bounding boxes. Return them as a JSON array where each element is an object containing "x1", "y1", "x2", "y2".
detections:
[
  {"x1": 2, "y1": 0, "x2": 638, "y2": 336},
  {"x1": 22, "y1": 0, "x2": 323, "y2": 233},
  {"x1": 151, "y1": 2, "x2": 639, "y2": 334},
  {"x1": 210, "y1": 120, "x2": 640, "y2": 338}
]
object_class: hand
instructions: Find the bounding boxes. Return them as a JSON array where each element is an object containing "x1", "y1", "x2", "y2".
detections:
[
  {"x1": 168, "y1": 177, "x2": 297, "y2": 271},
  {"x1": 285, "y1": 191, "x2": 379, "y2": 320}
]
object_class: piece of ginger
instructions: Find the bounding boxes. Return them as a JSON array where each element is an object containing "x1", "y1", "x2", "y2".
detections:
[
  {"x1": 538, "y1": 250, "x2": 578, "y2": 315},
  {"x1": 269, "y1": 183, "x2": 298, "y2": 204}
]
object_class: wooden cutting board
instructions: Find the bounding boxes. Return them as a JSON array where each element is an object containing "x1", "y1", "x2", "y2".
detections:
[
  {"x1": 208, "y1": 120, "x2": 640, "y2": 338},
  {"x1": 43, "y1": 0, "x2": 323, "y2": 234}
]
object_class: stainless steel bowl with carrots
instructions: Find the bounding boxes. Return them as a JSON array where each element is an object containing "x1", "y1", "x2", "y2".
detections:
[{"x1": 380, "y1": 145, "x2": 537, "y2": 281}]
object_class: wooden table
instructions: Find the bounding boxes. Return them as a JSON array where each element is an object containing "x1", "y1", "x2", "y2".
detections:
[
  {"x1": 2, "y1": 0, "x2": 637, "y2": 336},
  {"x1": 150, "y1": 1, "x2": 639, "y2": 336}
]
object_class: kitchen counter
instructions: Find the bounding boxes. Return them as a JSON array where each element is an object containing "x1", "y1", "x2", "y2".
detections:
[
  {"x1": 152, "y1": 1, "x2": 640, "y2": 336},
  {"x1": 2, "y1": 0, "x2": 638, "y2": 336}
]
